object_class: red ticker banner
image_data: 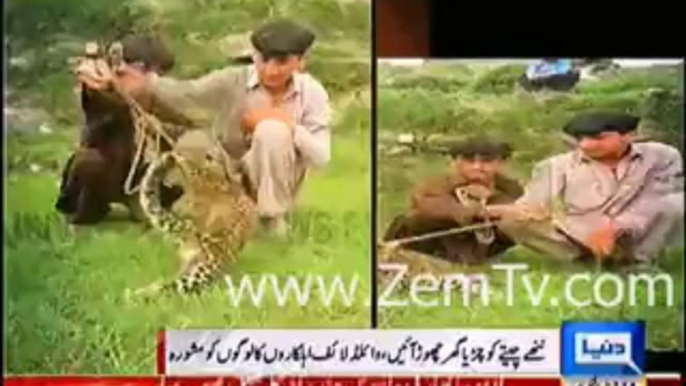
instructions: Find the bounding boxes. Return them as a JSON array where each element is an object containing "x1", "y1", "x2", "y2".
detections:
[{"x1": 4, "y1": 376, "x2": 683, "y2": 386}]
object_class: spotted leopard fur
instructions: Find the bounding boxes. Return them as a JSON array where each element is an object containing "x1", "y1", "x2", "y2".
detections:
[{"x1": 139, "y1": 149, "x2": 256, "y2": 295}]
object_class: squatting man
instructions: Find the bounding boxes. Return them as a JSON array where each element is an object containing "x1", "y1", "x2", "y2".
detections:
[
  {"x1": 77, "y1": 19, "x2": 332, "y2": 237},
  {"x1": 385, "y1": 111, "x2": 684, "y2": 270},
  {"x1": 492, "y1": 110, "x2": 684, "y2": 268}
]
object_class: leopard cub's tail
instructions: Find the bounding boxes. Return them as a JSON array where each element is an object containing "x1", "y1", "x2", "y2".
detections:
[{"x1": 140, "y1": 152, "x2": 196, "y2": 238}]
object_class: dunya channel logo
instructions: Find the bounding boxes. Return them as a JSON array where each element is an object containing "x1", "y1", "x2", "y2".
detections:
[{"x1": 561, "y1": 321, "x2": 645, "y2": 380}]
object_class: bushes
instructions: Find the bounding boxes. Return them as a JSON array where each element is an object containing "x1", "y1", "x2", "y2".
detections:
[
  {"x1": 640, "y1": 87, "x2": 684, "y2": 150},
  {"x1": 578, "y1": 67, "x2": 682, "y2": 95},
  {"x1": 471, "y1": 64, "x2": 526, "y2": 94},
  {"x1": 378, "y1": 63, "x2": 683, "y2": 151},
  {"x1": 6, "y1": 0, "x2": 152, "y2": 121},
  {"x1": 380, "y1": 74, "x2": 470, "y2": 93},
  {"x1": 307, "y1": 57, "x2": 370, "y2": 97},
  {"x1": 7, "y1": 0, "x2": 370, "y2": 124},
  {"x1": 377, "y1": 89, "x2": 462, "y2": 133},
  {"x1": 6, "y1": 0, "x2": 145, "y2": 52}
]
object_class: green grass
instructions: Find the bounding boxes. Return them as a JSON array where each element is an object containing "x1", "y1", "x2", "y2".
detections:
[
  {"x1": 5, "y1": 105, "x2": 371, "y2": 374},
  {"x1": 5, "y1": 0, "x2": 371, "y2": 375},
  {"x1": 376, "y1": 61, "x2": 685, "y2": 351},
  {"x1": 378, "y1": 246, "x2": 684, "y2": 350}
]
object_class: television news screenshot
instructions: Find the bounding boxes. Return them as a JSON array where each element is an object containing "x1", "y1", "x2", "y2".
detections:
[{"x1": 3, "y1": 0, "x2": 684, "y2": 385}]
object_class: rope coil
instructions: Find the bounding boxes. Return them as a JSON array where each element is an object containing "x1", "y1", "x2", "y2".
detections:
[
  {"x1": 380, "y1": 221, "x2": 499, "y2": 250},
  {"x1": 97, "y1": 41, "x2": 177, "y2": 195},
  {"x1": 103, "y1": 42, "x2": 235, "y2": 197},
  {"x1": 454, "y1": 186, "x2": 496, "y2": 245},
  {"x1": 378, "y1": 184, "x2": 503, "y2": 263}
]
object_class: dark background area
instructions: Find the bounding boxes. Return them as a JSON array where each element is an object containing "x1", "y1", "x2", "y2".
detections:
[
  {"x1": 429, "y1": 3, "x2": 684, "y2": 58},
  {"x1": 375, "y1": 0, "x2": 429, "y2": 57}
]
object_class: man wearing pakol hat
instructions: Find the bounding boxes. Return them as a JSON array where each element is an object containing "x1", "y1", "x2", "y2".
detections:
[
  {"x1": 77, "y1": 19, "x2": 331, "y2": 236},
  {"x1": 488, "y1": 110, "x2": 684, "y2": 267},
  {"x1": 383, "y1": 137, "x2": 524, "y2": 264}
]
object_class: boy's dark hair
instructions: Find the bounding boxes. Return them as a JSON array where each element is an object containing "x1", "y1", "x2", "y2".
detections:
[
  {"x1": 119, "y1": 34, "x2": 175, "y2": 73},
  {"x1": 448, "y1": 137, "x2": 513, "y2": 160}
]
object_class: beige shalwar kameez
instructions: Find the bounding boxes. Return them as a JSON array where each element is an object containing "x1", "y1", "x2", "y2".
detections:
[
  {"x1": 142, "y1": 65, "x2": 331, "y2": 218},
  {"x1": 499, "y1": 142, "x2": 684, "y2": 262}
]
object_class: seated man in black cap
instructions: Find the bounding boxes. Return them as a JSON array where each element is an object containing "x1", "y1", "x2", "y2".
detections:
[
  {"x1": 77, "y1": 19, "x2": 331, "y2": 236},
  {"x1": 488, "y1": 110, "x2": 684, "y2": 267},
  {"x1": 383, "y1": 137, "x2": 524, "y2": 264}
]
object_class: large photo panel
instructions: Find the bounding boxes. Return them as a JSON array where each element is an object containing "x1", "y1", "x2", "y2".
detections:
[{"x1": 5, "y1": 0, "x2": 372, "y2": 374}]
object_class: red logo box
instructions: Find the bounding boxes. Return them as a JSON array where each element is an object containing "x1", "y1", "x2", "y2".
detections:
[
  {"x1": 243, "y1": 378, "x2": 271, "y2": 386},
  {"x1": 329, "y1": 377, "x2": 361, "y2": 386},
  {"x1": 272, "y1": 377, "x2": 303, "y2": 386},
  {"x1": 301, "y1": 377, "x2": 332, "y2": 386},
  {"x1": 389, "y1": 378, "x2": 416, "y2": 386},
  {"x1": 500, "y1": 379, "x2": 559, "y2": 386},
  {"x1": 455, "y1": 378, "x2": 503, "y2": 386},
  {"x1": 358, "y1": 377, "x2": 391, "y2": 386},
  {"x1": 162, "y1": 377, "x2": 241, "y2": 386},
  {"x1": 417, "y1": 376, "x2": 456, "y2": 386}
]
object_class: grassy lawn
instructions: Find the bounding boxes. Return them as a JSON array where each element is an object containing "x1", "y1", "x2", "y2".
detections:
[
  {"x1": 5, "y1": 0, "x2": 371, "y2": 374},
  {"x1": 376, "y1": 61, "x2": 684, "y2": 351},
  {"x1": 5, "y1": 123, "x2": 371, "y2": 374}
]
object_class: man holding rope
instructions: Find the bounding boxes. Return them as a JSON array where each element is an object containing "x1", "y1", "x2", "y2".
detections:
[
  {"x1": 77, "y1": 19, "x2": 331, "y2": 237},
  {"x1": 383, "y1": 137, "x2": 524, "y2": 264},
  {"x1": 58, "y1": 34, "x2": 181, "y2": 225},
  {"x1": 488, "y1": 110, "x2": 684, "y2": 268}
]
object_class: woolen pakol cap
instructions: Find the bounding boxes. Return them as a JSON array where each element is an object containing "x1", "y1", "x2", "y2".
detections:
[
  {"x1": 250, "y1": 19, "x2": 315, "y2": 57},
  {"x1": 563, "y1": 110, "x2": 640, "y2": 137}
]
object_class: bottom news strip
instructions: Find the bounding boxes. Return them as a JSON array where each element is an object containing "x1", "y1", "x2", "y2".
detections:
[{"x1": 3, "y1": 376, "x2": 684, "y2": 386}]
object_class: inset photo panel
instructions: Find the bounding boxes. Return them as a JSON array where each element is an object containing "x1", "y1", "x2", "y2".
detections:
[{"x1": 376, "y1": 58, "x2": 684, "y2": 351}]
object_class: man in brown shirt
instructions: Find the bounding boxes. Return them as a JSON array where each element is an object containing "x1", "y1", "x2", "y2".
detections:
[
  {"x1": 489, "y1": 110, "x2": 684, "y2": 265},
  {"x1": 78, "y1": 19, "x2": 331, "y2": 236},
  {"x1": 383, "y1": 138, "x2": 524, "y2": 264}
]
